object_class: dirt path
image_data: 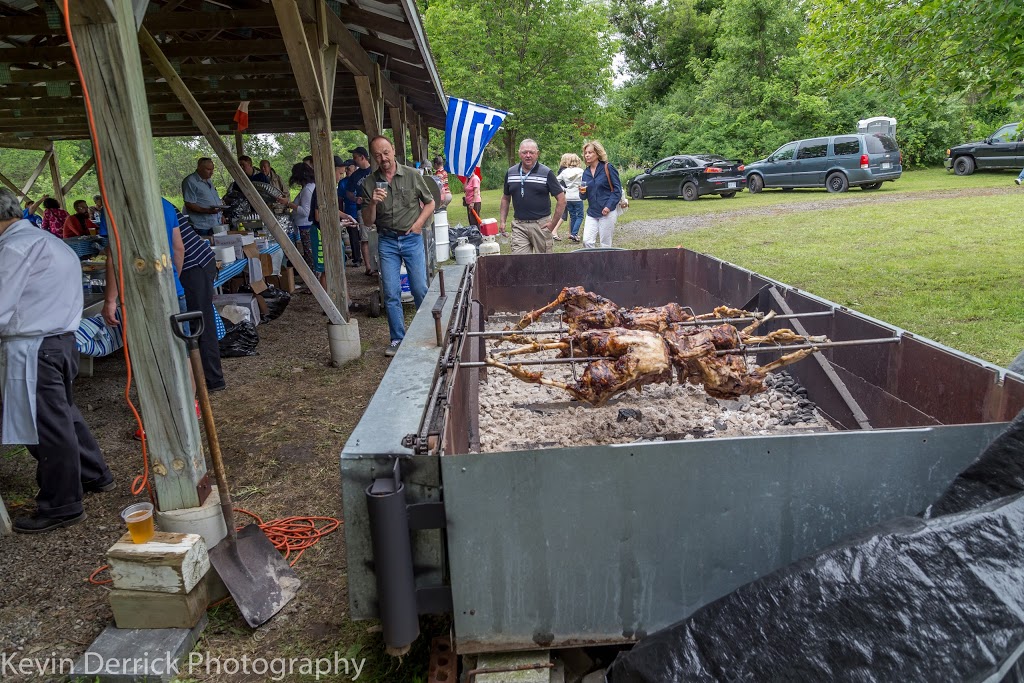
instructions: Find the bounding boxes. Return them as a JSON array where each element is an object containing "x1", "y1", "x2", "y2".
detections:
[
  {"x1": 0, "y1": 267, "x2": 416, "y2": 682},
  {"x1": 618, "y1": 185, "x2": 1018, "y2": 239}
]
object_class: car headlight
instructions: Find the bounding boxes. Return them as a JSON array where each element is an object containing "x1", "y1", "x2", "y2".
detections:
[{"x1": 946, "y1": 149, "x2": 951, "y2": 156}]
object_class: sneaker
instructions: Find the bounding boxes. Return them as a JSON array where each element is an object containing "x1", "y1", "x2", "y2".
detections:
[
  {"x1": 1016, "y1": 178, "x2": 1022, "y2": 186},
  {"x1": 385, "y1": 340, "x2": 401, "y2": 357},
  {"x1": 14, "y1": 511, "x2": 87, "y2": 534}
]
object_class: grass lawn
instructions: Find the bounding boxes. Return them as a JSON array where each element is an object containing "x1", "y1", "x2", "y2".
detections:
[{"x1": 468, "y1": 167, "x2": 1024, "y2": 366}]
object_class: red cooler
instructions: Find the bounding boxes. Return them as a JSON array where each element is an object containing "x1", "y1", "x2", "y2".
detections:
[{"x1": 479, "y1": 218, "x2": 499, "y2": 236}]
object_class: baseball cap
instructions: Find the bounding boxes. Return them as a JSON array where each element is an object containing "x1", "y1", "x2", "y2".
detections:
[
  {"x1": 341, "y1": 159, "x2": 355, "y2": 167},
  {"x1": 350, "y1": 146, "x2": 369, "y2": 158},
  {"x1": 333, "y1": 155, "x2": 345, "y2": 167}
]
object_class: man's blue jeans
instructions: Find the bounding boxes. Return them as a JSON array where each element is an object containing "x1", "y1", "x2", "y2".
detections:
[
  {"x1": 566, "y1": 201, "x2": 584, "y2": 239},
  {"x1": 378, "y1": 231, "x2": 428, "y2": 342},
  {"x1": 1018, "y1": 167, "x2": 1024, "y2": 182}
]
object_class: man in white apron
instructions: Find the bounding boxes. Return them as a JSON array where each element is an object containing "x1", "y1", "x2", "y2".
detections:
[{"x1": 0, "y1": 188, "x2": 113, "y2": 534}]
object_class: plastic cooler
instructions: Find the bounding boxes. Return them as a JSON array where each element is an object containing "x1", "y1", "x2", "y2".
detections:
[{"x1": 479, "y1": 218, "x2": 499, "y2": 236}]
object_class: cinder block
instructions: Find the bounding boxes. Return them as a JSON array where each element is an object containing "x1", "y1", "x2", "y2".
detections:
[
  {"x1": 107, "y1": 531, "x2": 209, "y2": 595},
  {"x1": 476, "y1": 651, "x2": 552, "y2": 683},
  {"x1": 70, "y1": 614, "x2": 207, "y2": 683}
]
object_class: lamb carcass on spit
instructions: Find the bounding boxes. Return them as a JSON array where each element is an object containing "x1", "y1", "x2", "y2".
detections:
[{"x1": 488, "y1": 287, "x2": 828, "y2": 404}]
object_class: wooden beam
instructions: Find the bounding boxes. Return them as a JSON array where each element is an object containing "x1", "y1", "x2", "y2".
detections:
[
  {"x1": 407, "y1": 113, "x2": 421, "y2": 163},
  {"x1": 390, "y1": 101, "x2": 406, "y2": 164},
  {"x1": 70, "y1": 0, "x2": 117, "y2": 26},
  {"x1": 20, "y1": 148, "x2": 50, "y2": 196},
  {"x1": 48, "y1": 144, "x2": 64, "y2": 208},
  {"x1": 67, "y1": 0, "x2": 207, "y2": 512},
  {"x1": 0, "y1": 169, "x2": 24, "y2": 199},
  {"x1": 0, "y1": 39, "x2": 291, "y2": 62},
  {"x1": 234, "y1": 130, "x2": 243, "y2": 156},
  {"x1": 272, "y1": 0, "x2": 351, "y2": 324},
  {"x1": 338, "y1": 6, "x2": 413, "y2": 41},
  {"x1": 61, "y1": 155, "x2": 95, "y2": 195},
  {"x1": 0, "y1": 8, "x2": 282, "y2": 35},
  {"x1": 140, "y1": 26, "x2": 347, "y2": 328}
]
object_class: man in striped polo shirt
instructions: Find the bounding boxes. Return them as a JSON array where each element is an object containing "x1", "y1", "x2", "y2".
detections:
[
  {"x1": 498, "y1": 139, "x2": 566, "y2": 255},
  {"x1": 176, "y1": 208, "x2": 225, "y2": 391}
]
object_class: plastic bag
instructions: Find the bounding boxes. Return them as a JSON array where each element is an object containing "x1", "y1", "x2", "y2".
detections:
[
  {"x1": 606, "y1": 410, "x2": 1024, "y2": 683},
  {"x1": 218, "y1": 320, "x2": 259, "y2": 357},
  {"x1": 447, "y1": 224, "x2": 483, "y2": 248},
  {"x1": 219, "y1": 304, "x2": 251, "y2": 325},
  {"x1": 261, "y1": 285, "x2": 291, "y2": 322}
]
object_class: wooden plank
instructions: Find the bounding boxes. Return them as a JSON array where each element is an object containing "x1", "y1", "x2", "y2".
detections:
[
  {"x1": 234, "y1": 130, "x2": 243, "y2": 156},
  {"x1": 61, "y1": 155, "x2": 95, "y2": 195},
  {"x1": 140, "y1": 26, "x2": 346, "y2": 327},
  {"x1": 323, "y1": 44, "x2": 338, "y2": 118},
  {"x1": 107, "y1": 531, "x2": 210, "y2": 595},
  {"x1": 338, "y1": 5, "x2": 413, "y2": 41},
  {"x1": 109, "y1": 579, "x2": 209, "y2": 630},
  {"x1": 0, "y1": 39, "x2": 290, "y2": 62},
  {"x1": 390, "y1": 102, "x2": 406, "y2": 163},
  {"x1": 70, "y1": 0, "x2": 117, "y2": 26},
  {"x1": 20, "y1": 148, "x2": 50, "y2": 196},
  {"x1": 2, "y1": 7, "x2": 281, "y2": 35},
  {"x1": 0, "y1": 169, "x2": 24, "y2": 199},
  {"x1": 68, "y1": 0, "x2": 207, "y2": 512},
  {"x1": 272, "y1": 0, "x2": 350, "y2": 322},
  {"x1": 47, "y1": 144, "x2": 64, "y2": 208}
]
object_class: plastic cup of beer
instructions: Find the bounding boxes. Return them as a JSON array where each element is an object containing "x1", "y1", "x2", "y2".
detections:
[
  {"x1": 579, "y1": 182, "x2": 587, "y2": 196},
  {"x1": 375, "y1": 181, "x2": 388, "y2": 196},
  {"x1": 121, "y1": 502, "x2": 155, "y2": 544}
]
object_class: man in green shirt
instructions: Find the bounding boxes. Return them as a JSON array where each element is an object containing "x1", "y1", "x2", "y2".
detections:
[{"x1": 361, "y1": 135, "x2": 435, "y2": 356}]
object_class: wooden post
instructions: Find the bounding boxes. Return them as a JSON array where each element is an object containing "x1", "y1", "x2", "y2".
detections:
[
  {"x1": 48, "y1": 144, "x2": 65, "y2": 209},
  {"x1": 234, "y1": 130, "x2": 244, "y2": 156},
  {"x1": 390, "y1": 103, "x2": 406, "y2": 164},
  {"x1": 354, "y1": 64, "x2": 383, "y2": 142},
  {"x1": 66, "y1": 0, "x2": 207, "y2": 512},
  {"x1": 61, "y1": 156, "x2": 96, "y2": 196},
  {"x1": 140, "y1": 27, "x2": 345, "y2": 327},
  {"x1": 272, "y1": 0, "x2": 350, "y2": 322}
]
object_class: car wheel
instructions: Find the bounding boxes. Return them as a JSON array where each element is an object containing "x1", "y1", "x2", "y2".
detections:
[
  {"x1": 747, "y1": 175, "x2": 764, "y2": 194},
  {"x1": 953, "y1": 156, "x2": 975, "y2": 176},
  {"x1": 826, "y1": 172, "x2": 849, "y2": 193},
  {"x1": 861, "y1": 182, "x2": 882, "y2": 191},
  {"x1": 681, "y1": 182, "x2": 699, "y2": 201},
  {"x1": 720, "y1": 191, "x2": 737, "y2": 199},
  {"x1": 630, "y1": 183, "x2": 644, "y2": 200}
]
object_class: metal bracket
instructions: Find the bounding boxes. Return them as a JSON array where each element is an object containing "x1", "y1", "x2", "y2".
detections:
[
  {"x1": 408, "y1": 502, "x2": 446, "y2": 530},
  {"x1": 768, "y1": 286, "x2": 873, "y2": 430}
]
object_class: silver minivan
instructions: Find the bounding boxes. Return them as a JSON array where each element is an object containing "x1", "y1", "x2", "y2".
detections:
[{"x1": 744, "y1": 134, "x2": 902, "y2": 193}]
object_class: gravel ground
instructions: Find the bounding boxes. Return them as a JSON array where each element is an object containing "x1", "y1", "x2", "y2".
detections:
[
  {"x1": 616, "y1": 186, "x2": 1018, "y2": 240},
  {"x1": 0, "y1": 266, "x2": 395, "y2": 682}
]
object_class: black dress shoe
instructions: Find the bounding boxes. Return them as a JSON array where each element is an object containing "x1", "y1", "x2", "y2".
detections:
[
  {"x1": 13, "y1": 511, "x2": 87, "y2": 534},
  {"x1": 208, "y1": 383, "x2": 227, "y2": 392},
  {"x1": 83, "y1": 478, "x2": 116, "y2": 493}
]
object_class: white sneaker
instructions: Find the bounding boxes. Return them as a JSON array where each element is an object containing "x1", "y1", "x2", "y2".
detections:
[
  {"x1": 1016, "y1": 178, "x2": 1022, "y2": 186},
  {"x1": 385, "y1": 340, "x2": 401, "y2": 357}
]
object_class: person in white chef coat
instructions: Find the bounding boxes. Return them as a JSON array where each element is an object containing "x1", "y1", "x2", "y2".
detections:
[{"x1": 0, "y1": 188, "x2": 113, "y2": 534}]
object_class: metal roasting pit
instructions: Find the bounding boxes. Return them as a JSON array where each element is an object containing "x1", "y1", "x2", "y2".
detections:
[{"x1": 342, "y1": 249, "x2": 1024, "y2": 656}]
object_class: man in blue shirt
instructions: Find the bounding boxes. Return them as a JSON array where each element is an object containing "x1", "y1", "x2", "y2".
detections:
[
  {"x1": 181, "y1": 158, "x2": 223, "y2": 236},
  {"x1": 345, "y1": 147, "x2": 374, "y2": 273}
]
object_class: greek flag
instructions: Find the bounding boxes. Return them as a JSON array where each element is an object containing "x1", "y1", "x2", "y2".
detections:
[{"x1": 444, "y1": 97, "x2": 509, "y2": 178}]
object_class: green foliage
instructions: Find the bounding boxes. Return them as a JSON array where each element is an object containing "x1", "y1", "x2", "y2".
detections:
[{"x1": 423, "y1": 0, "x2": 617, "y2": 171}]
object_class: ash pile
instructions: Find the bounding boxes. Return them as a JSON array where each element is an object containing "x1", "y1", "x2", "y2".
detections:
[{"x1": 478, "y1": 315, "x2": 834, "y2": 454}]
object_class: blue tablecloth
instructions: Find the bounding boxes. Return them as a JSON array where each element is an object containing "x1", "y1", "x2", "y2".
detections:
[{"x1": 213, "y1": 242, "x2": 281, "y2": 288}]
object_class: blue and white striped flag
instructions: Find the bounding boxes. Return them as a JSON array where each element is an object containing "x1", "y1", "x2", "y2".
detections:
[{"x1": 444, "y1": 97, "x2": 509, "y2": 178}]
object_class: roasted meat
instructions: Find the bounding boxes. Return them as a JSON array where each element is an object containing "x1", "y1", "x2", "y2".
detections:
[{"x1": 487, "y1": 328, "x2": 672, "y2": 406}]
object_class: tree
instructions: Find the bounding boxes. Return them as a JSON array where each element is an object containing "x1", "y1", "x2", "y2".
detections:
[
  {"x1": 423, "y1": 0, "x2": 617, "y2": 169},
  {"x1": 804, "y1": 0, "x2": 1024, "y2": 102}
]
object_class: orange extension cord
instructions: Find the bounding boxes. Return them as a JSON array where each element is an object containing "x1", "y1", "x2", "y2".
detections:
[{"x1": 62, "y1": 5, "x2": 341, "y2": 588}]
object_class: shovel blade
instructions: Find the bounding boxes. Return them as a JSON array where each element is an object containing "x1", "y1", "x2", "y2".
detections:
[{"x1": 208, "y1": 524, "x2": 301, "y2": 628}]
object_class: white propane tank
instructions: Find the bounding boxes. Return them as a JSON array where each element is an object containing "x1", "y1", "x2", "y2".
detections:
[
  {"x1": 478, "y1": 235, "x2": 501, "y2": 257},
  {"x1": 453, "y1": 236, "x2": 477, "y2": 265}
]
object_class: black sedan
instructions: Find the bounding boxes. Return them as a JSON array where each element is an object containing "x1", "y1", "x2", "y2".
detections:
[{"x1": 628, "y1": 154, "x2": 746, "y2": 200}]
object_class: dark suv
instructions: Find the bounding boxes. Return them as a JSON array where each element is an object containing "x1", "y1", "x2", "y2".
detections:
[
  {"x1": 744, "y1": 134, "x2": 902, "y2": 193},
  {"x1": 944, "y1": 122, "x2": 1023, "y2": 175}
]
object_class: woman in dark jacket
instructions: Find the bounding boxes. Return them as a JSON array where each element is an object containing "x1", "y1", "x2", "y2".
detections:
[{"x1": 579, "y1": 140, "x2": 622, "y2": 249}]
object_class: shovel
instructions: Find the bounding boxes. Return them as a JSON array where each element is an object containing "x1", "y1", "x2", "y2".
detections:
[{"x1": 171, "y1": 311, "x2": 300, "y2": 627}]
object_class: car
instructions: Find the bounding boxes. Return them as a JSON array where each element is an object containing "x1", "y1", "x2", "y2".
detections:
[
  {"x1": 628, "y1": 154, "x2": 746, "y2": 201},
  {"x1": 744, "y1": 134, "x2": 902, "y2": 193},
  {"x1": 944, "y1": 122, "x2": 1023, "y2": 175}
]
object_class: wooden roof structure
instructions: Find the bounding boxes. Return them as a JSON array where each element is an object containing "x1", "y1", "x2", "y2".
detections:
[{"x1": 0, "y1": 0, "x2": 447, "y2": 145}]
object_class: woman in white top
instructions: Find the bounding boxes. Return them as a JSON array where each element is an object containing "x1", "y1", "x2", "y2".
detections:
[
  {"x1": 557, "y1": 153, "x2": 585, "y2": 243},
  {"x1": 282, "y1": 162, "x2": 316, "y2": 270}
]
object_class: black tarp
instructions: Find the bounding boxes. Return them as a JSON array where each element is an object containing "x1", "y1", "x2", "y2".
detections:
[{"x1": 607, "y1": 411, "x2": 1024, "y2": 683}]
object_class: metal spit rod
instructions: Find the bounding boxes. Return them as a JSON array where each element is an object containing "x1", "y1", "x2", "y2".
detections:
[
  {"x1": 460, "y1": 356, "x2": 611, "y2": 368},
  {"x1": 717, "y1": 337, "x2": 902, "y2": 355},
  {"x1": 464, "y1": 310, "x2": 837, "y2": 337}
]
